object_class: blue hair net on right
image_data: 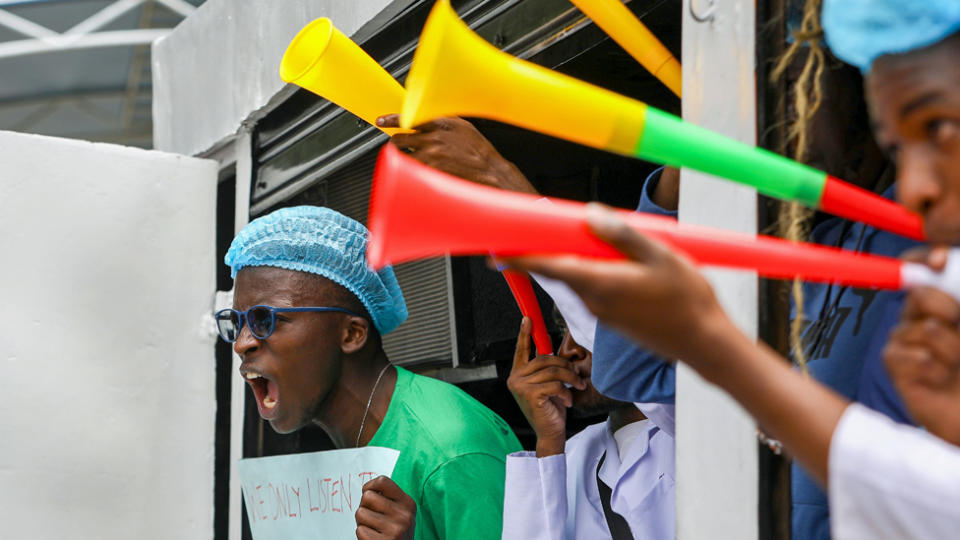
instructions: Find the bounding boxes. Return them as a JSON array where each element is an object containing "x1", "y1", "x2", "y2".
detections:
[
  {"x1": 225, "y1": 206, "x2": 408, "y2": 335},
  {"x1": 823, "y1": 0, "x2": 960, "y2": 72}
]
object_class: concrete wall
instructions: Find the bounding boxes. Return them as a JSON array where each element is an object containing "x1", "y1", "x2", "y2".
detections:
[
  {"x1": 676, "y1": 1, "x2": 759, "y2": 538},
  {"x1": 0, "y1": 131, "x2": 218, "y2": 539},
  {"x1": 152, "y1": 0, "x2": 412, "y2": 156}
]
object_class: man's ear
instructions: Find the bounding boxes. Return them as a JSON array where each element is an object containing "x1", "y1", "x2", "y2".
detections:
[{"x1": 341, "y1": 316, "x2": 370, "y2": 354}]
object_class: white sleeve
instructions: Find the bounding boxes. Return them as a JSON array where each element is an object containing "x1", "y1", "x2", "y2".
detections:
[
  {"x1": 529, "y1": 272, "x2": 597, "y2": 353},
  {"x1": 829, "y1": 403, "x2": 960, "y2": 540},
  {"x1": 501, "y1": 452, "x2": 568, "y2": 540}
]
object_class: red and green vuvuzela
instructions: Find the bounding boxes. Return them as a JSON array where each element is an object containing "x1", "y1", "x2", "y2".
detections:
[
  {"x1": 401, "y1": 0, "x2": 926, "y2": 241},
  {"x1": 367, "y1": 144, "x2": 911, "y2": 293},
  {"x1": 636, "y1": 108, "x2": 924, "y2": 240}
]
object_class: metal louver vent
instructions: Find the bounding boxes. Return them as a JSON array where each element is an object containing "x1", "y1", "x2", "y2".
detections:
[{"x1": 290, "y1": 149, "x2": 457, "y2": 368}]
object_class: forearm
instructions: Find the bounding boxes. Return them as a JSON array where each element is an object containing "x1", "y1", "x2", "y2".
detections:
[
  {"x1": 650, "y1": 166, "x2": 680, "y2": 211},
  {"x1": 490, "y1": 157, "x2": 537, "y2": 195},
  {"x1": 693, "y1": 316, "x2": 849, "y2": 486}
]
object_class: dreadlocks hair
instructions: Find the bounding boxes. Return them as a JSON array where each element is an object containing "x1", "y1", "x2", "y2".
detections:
[{"x1": 770, "y1": 0, "x2": 826, "y2": 375}]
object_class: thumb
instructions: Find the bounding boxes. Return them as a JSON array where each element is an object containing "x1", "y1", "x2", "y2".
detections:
[
  {"x1": 376, "y1": 113, "x2": 401, "y2": 129},
  {"x1": 926, "y1": 246, "x2": 950, "y2": 271},
  {"x1": 586, "y1": 202, "x2": 666, "y2": 264},
  {"x1": 901, "y1": 245, "x2": 949, "y2": 271}
]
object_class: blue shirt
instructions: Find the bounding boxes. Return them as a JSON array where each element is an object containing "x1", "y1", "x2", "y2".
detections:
[
  {"x1": 589, "y1": 173, "x2": 919, "y2": 539},
  {"x1": 592, "y1": 168, "x2": 677, "y2": 404},
  {"x1": 792, "y1": 191, "x2": 919, "y2": 540}
]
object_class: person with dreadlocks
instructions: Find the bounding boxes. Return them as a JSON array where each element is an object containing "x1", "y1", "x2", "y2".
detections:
[
  {"x1": 765, "y1": 1, "x2": 925, "y2": 537},
  {"x1": 504, "y1": 0, "x2": 960, "y2": 538}
]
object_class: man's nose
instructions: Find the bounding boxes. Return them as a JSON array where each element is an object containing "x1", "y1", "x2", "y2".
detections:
[
  {"x1": 557, "y1": 331, "x2": 587, "y2": 362},
  {"x1": 233, "y1": 325, "x2": 260, "y2": 357},
  {"x1": 896, "y1": 145, "x2": 941, "y2": 217}
]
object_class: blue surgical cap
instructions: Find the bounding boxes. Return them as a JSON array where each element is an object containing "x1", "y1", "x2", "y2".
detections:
[
  {"x1": 823, "y1": 0, "x2": 960, "y2": 72},
  {"x1": 225, "y1": 206, "x2": 408, "y2": 335}
]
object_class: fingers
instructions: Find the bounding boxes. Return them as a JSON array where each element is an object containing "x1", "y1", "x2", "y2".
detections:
[
  {"x1": 507, "y1": 355, "x2": 587, "y2": 395},
  {"x1": 376, "y1": 114, "x2": 401, "y2": 129},
  {"x1": 356, "y1": 525, "x2": 381, "y2": 540},
  {"x1": 902, "y1": 286, "x2": 960, "y2": 325},
  {"x1": 885, "y1": 339, "x2": 953, "y2": 389},
  {"x1": 388, "y1": 130, "x2": 447, "y2": 161},
  {"x1": 356, "y1": 506, "x2": 393, "y2": 536},
  {"x1": 389, "y1": 132, "x2": 421, "y2": 153},
  {"x1": 917, "y1": 319, "x2": 960, "y2": 369},
  {"x1": 929, "y1": 246, "x2": 950, "y2": 270},
  {"x1": 378, "y1": 114, "x2": 459, "y2": 133},
  {"x1": 521, "y1": 357, "x2": 586, "y2": 389},
  {"x1": 512, "y1": 317, "x2": 533, "y2": 370},
  {"x1": 508, "y1": 379, "x2": 574, "y2": 409},
  {"x1": 361, "y1": 476, "x2": 411, "y2": 502},
  {"x1": 508, "y1": 354, "x2": 585, "y2": 393},
  {"x1": 408, "y1": 117, "x2": 474, "y2": 133},
  {"x1": 901, "y1": 245, "x2": 949, "y2": 271},
  {"x1": 900, "y1": 246, "x2": 933, "y2": 264},
  {"x1": 586, "y1": 202, "x2": 667, "y2": 264},
  {"x1": 887, "y1": 318, "x2": 960, "y2": 384},
  {"x1": 529, "y1": 381, "x2": 574, "y2": 408},
  {"x1": 357, "y1": 490, "x2": 405, "y2": 518},
  {"x1": 355, "y1": 477, "x2": 416, "y2": 540}
]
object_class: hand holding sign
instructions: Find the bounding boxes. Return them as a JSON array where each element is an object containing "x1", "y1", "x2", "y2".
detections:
[{"x1": 356, "y1": 475, "x2": 417, "y2": 540}]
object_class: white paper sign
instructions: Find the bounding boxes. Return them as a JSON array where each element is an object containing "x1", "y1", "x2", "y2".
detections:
[{"x1": 239, "y1": 446, "x2": 401, "y2": 540}]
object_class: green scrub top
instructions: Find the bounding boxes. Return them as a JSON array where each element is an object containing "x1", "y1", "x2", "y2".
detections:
[{"x1": 369, "y1": 366, "x2": 522, "y2": 540}]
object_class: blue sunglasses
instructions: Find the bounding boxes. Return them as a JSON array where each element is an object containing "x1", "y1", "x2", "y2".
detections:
[{"x1": 214, "y1": 304, "x2": 362, "y2": 343}]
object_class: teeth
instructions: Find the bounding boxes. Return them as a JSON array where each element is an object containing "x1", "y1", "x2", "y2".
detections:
[
  {"x1": 263, "y1": 396, "x2": 276, "y2": 408},
  {"x1": 244, "y1": 372, "x2": 260, "y2": 380}
]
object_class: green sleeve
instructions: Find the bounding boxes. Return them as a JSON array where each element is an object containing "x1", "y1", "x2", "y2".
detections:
[{"x1": 420, "y1": 453, "x2": 507, "y2": 540}]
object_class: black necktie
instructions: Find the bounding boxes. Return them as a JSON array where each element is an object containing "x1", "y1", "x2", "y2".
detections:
[{"x1": 596, "y1": 451, "x2": 635, "y2": 540}]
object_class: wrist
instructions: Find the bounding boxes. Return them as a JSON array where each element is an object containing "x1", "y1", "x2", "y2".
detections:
[
  {"x1": 685, "y1": 310, "x2": 752, "y2": 384},
  {"x1": 535, "y1": 435, "x2": 565, "y2": 457},
  {"x1": 651, "y1": 166, "x2": 680, "y2": 211},
  {"x1": 493, "y1": 159, "x2": 537, "y2": 195}
]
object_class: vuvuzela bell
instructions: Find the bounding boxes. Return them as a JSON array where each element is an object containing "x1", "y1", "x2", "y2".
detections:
[
  {"x1": 568, "y1": 0, "x2": 681, "y2": 97},
  {"x1": 280, "y1": 18, "x2": 406, "y2": 135}
]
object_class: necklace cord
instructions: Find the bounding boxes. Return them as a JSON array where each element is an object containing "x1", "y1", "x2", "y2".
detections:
[{"x1": 357, "y1": 363, "x2": 392, "y2": 447}]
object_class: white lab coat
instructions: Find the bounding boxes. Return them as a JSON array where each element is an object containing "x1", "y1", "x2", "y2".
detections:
[{"x1": 502, "y1": 419, "x2": 675, "y2": 539}]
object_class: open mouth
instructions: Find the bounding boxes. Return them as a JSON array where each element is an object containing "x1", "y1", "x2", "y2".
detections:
[{"x1": 242, "y1": 371, "x2": 280, "y2": 419}]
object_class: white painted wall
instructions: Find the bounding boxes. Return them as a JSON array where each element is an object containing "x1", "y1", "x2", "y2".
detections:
[
  {"x1": 228, "y1": 127, "x2": 254, "y2": 540},
  {"x1": 152, "y1": 0, "x2": 413, "y2": 156},
  {"x1": 0, "y1": 131, "x2": 218, "y2": 539},
  {"x1": 676, "y1": 1, "x2": 759, "y2": 538}
]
